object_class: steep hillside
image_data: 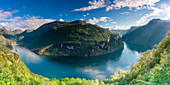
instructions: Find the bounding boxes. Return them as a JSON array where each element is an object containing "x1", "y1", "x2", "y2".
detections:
[
  {"x1": 0, "y1": 27, "x2": 23, "y2": 39},
  {"x1": 0, "y1": 31, "x2": 169, "y2": 85},
  {"x1": 15, "y1": 29, "x2": 34, "y2": 41},
  {"x1": 18, "y1": 20, "x2": 124, "y2": 57},
  {"x1": 103, "y1": 31, "x2": 170, "y2": 84},
  {"x1": 0, "y1": 49, "x2": 99, "y2": 85},
  {"x1": 122, "y1": 19, "x2": 170, "y2": 47},
  {"x1": 0, "y1": 27, "x2": 13, "y2": 35},
  {"x1": 0, "y1": 35, "x2": 12, "y2": 51},
  {"x1": 126, "y1": 26, "x2": 140, "y2": 34}
]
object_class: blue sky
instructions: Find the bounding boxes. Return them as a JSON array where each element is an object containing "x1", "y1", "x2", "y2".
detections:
[{"x1": 0, "y1": 0, "x2": 170, "y2": 30}]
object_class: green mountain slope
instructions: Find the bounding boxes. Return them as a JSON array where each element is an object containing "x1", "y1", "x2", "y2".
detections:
[
  {"x1": 103, "y1": 31, "x2": 170, "y2": 84},
  {"x1": 122, "y1": 19, "x2": 170, "y2": 47},
  {"x1": 0, "y1": 31, "x2": 169, "y2": 85},
  {"x1": 0, "y1": 49, "x2": 100, "y2": 85},
  {"x1": 0, "y1": 27, "x2": 23, "y2": 40},
  {"x1": 0, "y1": 27, "x2": 23, "y2": 36},
  {"x1": 18, "y1": 20, "x2": 124, "y2": 57},
  {"x1": 0, "y1": 35, "x2": 13, "y2": 51}
]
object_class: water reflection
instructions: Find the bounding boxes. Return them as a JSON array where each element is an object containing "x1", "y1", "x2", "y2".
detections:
[
  {"x1": 11, "y1": 46, "x2": 43, "y2": 64},
  {"x1": 126, "y1": 42, "x2": 152, "y2": 52},
  {"x1": 44, "y1": 48, "x2": 123, "y2": 67},
  {"x1": 11, "y1": 42, "x2": 141, "y2": 81}
]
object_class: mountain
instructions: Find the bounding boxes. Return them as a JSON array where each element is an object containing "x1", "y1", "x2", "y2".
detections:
[
  {"x1": 104, "y1": 31, "x2": 170, "y2": 84},
  {"x1": 111, "y1": 29, "x2": 128, "y2": 36},
  {"x1": 16, "y1": 29, "x2": 34, "y2": 40},
  {"x1": 122, "y1": 19, "x2": 170, "y2": 47},
  {"x1": 125, "y1": 26, "x2": 140, "y2": 34},
  {"x1": 18, "y1": 20, "x2": 124, "y2": 57},
  {"x1": 0, "y1": 27, "x2": 23, "y2": 39},
  {"x1": 1, "y1": 31, "x2": 169, "y2": 85},
  {"x1": 0, "y1": 27, "x2": 13, "y2": 35},
  {"x1": 0, "y1": 35, "x2": 13, "y2": 51},
  {"x1": 12, "y1": 29, "x2": 23, "y2": 35}
]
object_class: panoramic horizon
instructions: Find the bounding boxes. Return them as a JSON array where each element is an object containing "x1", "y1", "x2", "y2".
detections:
[
  {"x1": 0, "y1": 0, "x2": 170, "y2": 31},
  {"x1": 0, "y1": 0, "x2": 169, "y2": 85}
]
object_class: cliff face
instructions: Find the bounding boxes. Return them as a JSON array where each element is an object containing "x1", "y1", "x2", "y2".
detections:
[
  {"x1": 37, "y1": 34, "x2": 123, "y2": 57},
  {"x1": 18, "y1": 20, "x2": 124, "y2": 57}
]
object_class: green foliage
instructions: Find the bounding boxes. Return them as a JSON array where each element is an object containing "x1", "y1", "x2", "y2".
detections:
[
  {"x1": 18, "y1": 20, "x2": 123, "y2": 57},
  {"x1": 103, "y1": 31, "x2": 170, "y2": 85},
  {"x1": 0, "y1": 25, "x2": 169, "y2": 84},
  {"x1": 0, "y1": 49, "x2": 100, "y2": 85},
  {"x1": 0, "y1": 35, "x2": 13, "y2": 51}
]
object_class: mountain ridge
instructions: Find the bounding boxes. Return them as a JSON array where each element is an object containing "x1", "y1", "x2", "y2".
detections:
[
  {"x1": 17, "y1": 20, "x2": 124, "y2": 57},
  {"x1": 122, "y1": 19, "x2": 170, "y2": 47}
]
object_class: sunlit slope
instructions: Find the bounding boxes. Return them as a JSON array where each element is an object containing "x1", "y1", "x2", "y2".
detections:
[
  {"x1": 0, "y1": 49, "x2": 100, "y2": 84},
  {"x1": 18, "y1": 20, "x2": 124, "y2": 57}
]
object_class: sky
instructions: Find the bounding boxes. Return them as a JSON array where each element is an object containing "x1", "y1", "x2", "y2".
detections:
[{"x1": 0, "y1": 0, "x2": 170, "y2": 30}]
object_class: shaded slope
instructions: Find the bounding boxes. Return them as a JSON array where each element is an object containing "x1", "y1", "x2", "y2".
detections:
[
  {"x1": 103, "y1": 31, "x2": 170, "y2": 84},
  {"x1": 122, "y1": 19, "x2": 170, "y2": 47}
]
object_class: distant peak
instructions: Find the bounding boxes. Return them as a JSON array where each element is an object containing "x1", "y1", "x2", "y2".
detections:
[
  {"x1": 70, "y1": 20, "x2": 87, "y2": 24},
  {"x1": 48, "y1": 20, "x2": 87, "y2": 25},
  {"x1": 0, "y1": 27, "x2": 7, "y2": 30},
  {"x1": 24, "y1": 29, "x2": 34, "y2": 33},
  {"x1": 149, "y1": 18, "x2": 170, "y2": 24},
  {"x1": 151, "y1": 19, "x2": 161, "y2": 22}
]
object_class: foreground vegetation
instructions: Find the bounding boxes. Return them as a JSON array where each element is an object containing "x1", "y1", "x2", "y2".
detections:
[
  {"x1": 104, "y1": 31, "x2": 170, "y2": 84},
  {"x1": 0, "y1": 49, "x2": 100, "y2": 85},
  {"x1": 0, "y1": 31, "x2": 169, "y2": 85}
]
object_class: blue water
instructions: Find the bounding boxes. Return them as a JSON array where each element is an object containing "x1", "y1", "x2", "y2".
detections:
[{"x1": 11, "y1": 42, "x2": 143, "y2": 81}]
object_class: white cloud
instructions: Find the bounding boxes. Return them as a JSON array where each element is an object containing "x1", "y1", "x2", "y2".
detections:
[
  {"x1": 135, "y1": 3, "x2": 170, "y2": 25},
  {"x1": 74, "y1": 0, "x2": 106, "y2": 11},
  {"x1": 0, "y1": 10, "x2": 55, "y2": 30},
  {"x1": 0, "y1": 18, "x2": 55, "y2": 30},
  {"x1": 88, "y1": 17, "x2": 99, "y2": 24},
  {"x1": 106, "y1": 0, "x2": 160, "y2": 11},
  {"x1": 107, "y1": 25, "x2": 131, "y2": 30},
  {"x1": 98, "y1": 17, "x2": 109, "y2": 22},
  {"x1": 111, "y1": 22, "x2": 116, "y2": 24},
  {"x1": 120, "y1": 12, "x2": 130, "y2": 14},
  {"x1": 88, "y1": 17, "x2": 110, "y2": 24},
  {"x1": 106, "y1": 4, "x2": 114, "y2": 11},
  {"x1": 0, "y1": 10, "x2": 20, "y2": 21},
  {"x1": 80, "y1": 18, "x2": 84, "y2": 21},
  {"x1": 74, "y1": 0, "x2": 160, "y2": 11},
  {"x1": 113, "y1": 0, "x2": 160, "y2": 10},
  {"x1": 59, "y1": 18, "x2": 65, "y2": 22}
]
